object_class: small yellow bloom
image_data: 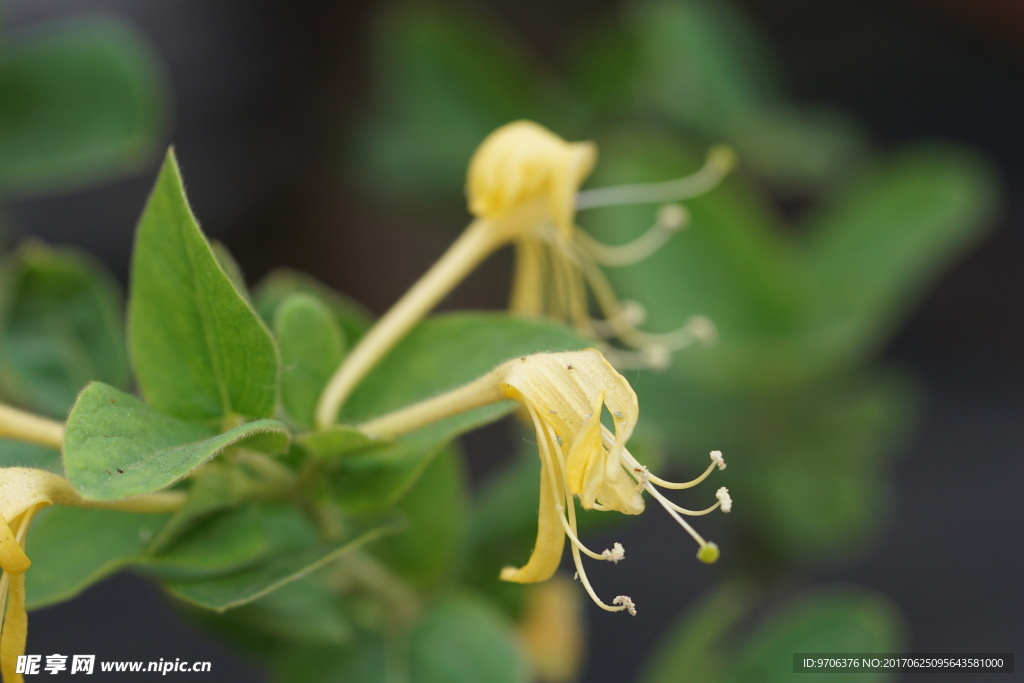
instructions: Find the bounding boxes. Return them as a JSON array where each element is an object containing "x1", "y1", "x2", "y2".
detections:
[
  {"x1": 0, "y1": 468, "x2": 81, "y2": 683},
  {"x1": 360, "y1": 349, "x2": 731, "y2": 615}
]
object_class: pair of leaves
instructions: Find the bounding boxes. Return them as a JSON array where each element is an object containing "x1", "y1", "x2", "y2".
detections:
[
  {"x1": 0, "y1": 16, "x2": 165, "y2": 196},
  {"x1": 63, "y1": 151, "x2": 287, "y2": 501}
]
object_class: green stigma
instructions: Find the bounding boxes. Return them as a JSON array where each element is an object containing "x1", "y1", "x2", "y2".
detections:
[{"x1": 697, "y1": 542, "x2": 720, "y2": 564}]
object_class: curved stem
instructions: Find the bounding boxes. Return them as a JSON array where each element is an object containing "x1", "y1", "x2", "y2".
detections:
[
  {"x1": 315, "y1": 219, "x2": 503, "y2": 429},
  {"x1": 0, "y1": 404, "x2": 63, "y2": 450},
  {"x1": 358, "y1": 369, "x2": 506, "y2": 439}
]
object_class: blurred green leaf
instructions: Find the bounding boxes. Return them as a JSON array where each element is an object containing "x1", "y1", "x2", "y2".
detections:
[
  {"x1": 727, "y1": 586, "x2": 905, "y2": 683},
  {"x1": 803, "y1": 144, "x2": 998, "y2": 364},
  {"x1": 351, "y1": 1, "x2": 556, "y2": 200},
  {"x1": 215, "y1": 579, "x2": 353, "y2": 647},
  {"x1": 26, "y1": 507, "x2": 168, "y2": 609},
  {"x1": 623, "y1": 0, "x2": 865, "y2": 188},
  {"x1": 0, "y1": 242, "x2": 128, "y2": 417},
  {"x1": 371, "y1": 446, "x2": 467, "y2": 589},
  {"x1": 253, "y1": 268, "x2": 372, "y2": 345},
  {"x1": 274, "y1": 293, "x2": 346, "y2": 429},
  {"x1": 27, "y1": 505, "x2": 310, "y2": 610},
  {"x1": 638, "y1": 582, "x2": 750, "y2": 683},
  {"x1": 141, "y1": 506, "x2": 270, "y2": 580},
  {"x1": 0, "y1": 16, "x2": 165, "y2": 196},
  {"x1": 409, "y1": 593, "x2": 528, "y2": 683},
  {"x1": 273, "y1": 637, "x2": 389, "y2": 683},
  {"x1": 64, "y1": 381, "x2": 288, "y2": 501},
  {"x1": 626, "y1": 0, "x2": 780, "y2": 136},
  {"x1": 129, "y1": 150, "x2": 279, "y2": 421},
  {"x1": 163, "y1": 516, "x2": 399, "y2": 612},
  {"x1": 145, "y1": 461, "x2": 253, "y2": 554}
]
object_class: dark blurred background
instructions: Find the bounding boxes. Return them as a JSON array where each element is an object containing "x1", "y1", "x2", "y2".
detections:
[{"x1": 3, "y1": 0, "x2": 1021, "y2": 681}]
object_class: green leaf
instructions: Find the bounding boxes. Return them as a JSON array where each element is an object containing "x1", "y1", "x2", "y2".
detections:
[
  {"x1": 208, "y1": 579, "x2": 353, "y2": 648},
  {"x1": 409, "y1": 594, "x2": 528, "y2": 683},
  {"x1": 627, "y1": 0, "x2": 780, "y2": 136},
  {"x1": 273, "y1": 637, "x2": 389, "y2": 683},
  {"x1": 26, "y1": 505, "x2": 280, "y2": 609},
  {"x1": 804, "y1": 144, "x2": 998, "y2": 364},
  {"x1": 351, "y1": 1, "x2": 553, "y2": 201},
  {"x1": 0, "y1": 16, "x2": 165, "y2": 196},
  {"x1": 0, "y1": 243, "x2": 128, "y2": 417},
  {"x1": 274, "y1": 293, "x2": 346, "y2": 429},
  {"x1": 128, "y1": 150, "x2": 279, "y2": 421},
  {"x1": 26, "y1": 507, "x2": 169, "y2": 609},
  {"x1": 142, "y1": 506, "x2": 270, "y2": 580},
  {"x1": 727, "y1": 586, "x2": 905, "y2": 683},
  {"x1": 371, "y1": 446, "x2": 467, "y2": 588},
  {"x1": 638, "y1": 583, "x2": 750, "y2": 683},
  {"x1": 253, "y1": 268, "x2": 372, "y2": 345},
  {"x1": 163, "y1": 518, "x2": 399, "y2": 612},
  {"x1": 144, "y1": 461, "x2": 252, "y2": 553},
  {"x1": 63, "y1": 381, "x2": 288, "y2": 500}
]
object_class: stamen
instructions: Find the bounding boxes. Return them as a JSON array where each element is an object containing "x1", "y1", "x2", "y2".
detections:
[
  {"x1": 612, "y1": 433, "x2": 718, "y2": 491},
  {"x1": 613, "y1": 595, "x2": 637, "y2": 616},
  {"x1": 646, "y1": 462, "x2": 717, "y2": 490},
  {"x1": 574, "y1": 203, "x2": 689, "y2": 267},
  {"x1": 644, "y1": 483, "x2": 708, "y2": 545},
  {"x1": 716, "y1": 487, "x2": 732, "y2": 513},
  {"x1": 602, "y1": 542, "x2": 625, "y2": 563},
  {"x1": 658, "y1": 497, "x2": 722, "y2": 517},
  {"x1": 710, "y1": 450, "x2": 726, "y2": 471},
  {"x1": 588, "y1": 301, "x2": 647, "y2": 339},
  {"x1": 575, "y1": 145, "x2": 736, "y2": 210},
  {"x1": 564, "y1": 484, "x2": 633, "y2": 614}
]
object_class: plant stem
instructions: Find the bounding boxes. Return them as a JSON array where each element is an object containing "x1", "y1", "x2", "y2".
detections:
[
  {"x1": 357, "y1": 369, "x2": 506, "y2": 439},
  {"x1": 315, "y1": 219, "x2": 502, "y2": 429},
  {"x1": 92, "y1": 491, "x2": 187, "y2": 514},
  {"x1": 0, "y1": 404, "x2": 64, "y2": 450}
]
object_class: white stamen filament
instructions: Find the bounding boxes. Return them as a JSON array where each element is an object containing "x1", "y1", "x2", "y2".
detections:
[
  {"x1": 574, "y1": 203, "x2": 689, "y2": 267},
  {"x1": 575, "y1": 145, "x2": 736, "y2": 210}
]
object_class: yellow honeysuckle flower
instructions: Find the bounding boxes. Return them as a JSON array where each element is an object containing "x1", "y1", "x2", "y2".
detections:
[
  {"x1": 0, "y1": 468, "x2": 82, "y2": 683},
  {"x1": 316, "y1": 121, "x2": 733, "y2": 427},
  {"x1": 360, "y1": 349, "x2": 731, "y2": 615}
]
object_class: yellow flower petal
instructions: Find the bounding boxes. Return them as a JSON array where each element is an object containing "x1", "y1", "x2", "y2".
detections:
[
  {"x1": 0, "y1": 571, "x2": 26, "y2": 683},
  {"x1": 467, "y1": 120, "x2": 596, "y2": 240},
  {"x1": 500, "y1": 426, "x2": 567, "y2": 584}
]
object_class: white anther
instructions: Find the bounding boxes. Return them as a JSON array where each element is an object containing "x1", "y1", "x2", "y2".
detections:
[
  {"x1": 716, "y1": 486, "x2": 732, "y2": 513},
  {"x1": 656, "y1": 203, "x2": 689, "y2": 230},
  {"x1": 687, "y1": 315, "x2": 718, "y2": 345},
  {"x1": 710, "y1": 450, "x2": 726, "y2": 470},
  {"x1": 602, "y1": 542, "x2": 625, "y2": 564},
  {"x1": 613, "y1": 595, "x2": 637, "y2": 616}
]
